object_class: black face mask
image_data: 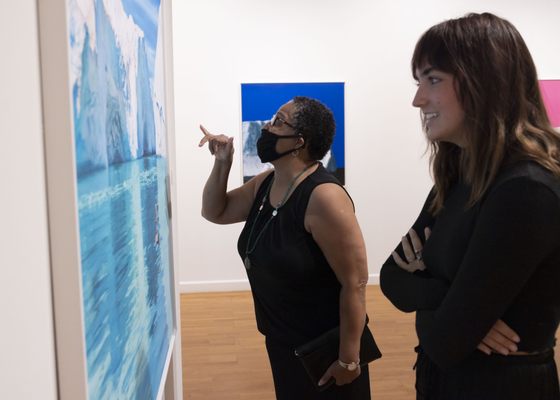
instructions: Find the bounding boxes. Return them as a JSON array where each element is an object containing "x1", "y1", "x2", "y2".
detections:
[{"x1": 257, "y1": 128, "x2": 303, "y2": 163}]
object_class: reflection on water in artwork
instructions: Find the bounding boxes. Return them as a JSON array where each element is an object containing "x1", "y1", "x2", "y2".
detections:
[{"x1": 78, "y1": 156, "x2": 172, "y2": 400}]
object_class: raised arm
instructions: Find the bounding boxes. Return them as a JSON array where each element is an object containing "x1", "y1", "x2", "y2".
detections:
[
  {"x1": 199, "y1": 125, "x2": 270, "y2": 224},
  {"x1": 416, "y1": 178, "x2": 560, "y2": 369}
]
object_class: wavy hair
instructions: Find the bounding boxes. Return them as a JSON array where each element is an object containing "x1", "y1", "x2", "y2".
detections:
[{"x1": 412, "y1": 12, "x2": 560, "y2": 213}]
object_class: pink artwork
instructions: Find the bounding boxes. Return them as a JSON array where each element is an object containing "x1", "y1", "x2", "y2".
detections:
[{"x1": 539, "y1": 80, "x2": 560, "y2": 128}]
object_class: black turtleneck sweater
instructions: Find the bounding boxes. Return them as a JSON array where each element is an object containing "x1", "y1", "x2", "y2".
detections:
[{"x1": 380, "y1": 161, "x2": 560, "y2": 369}]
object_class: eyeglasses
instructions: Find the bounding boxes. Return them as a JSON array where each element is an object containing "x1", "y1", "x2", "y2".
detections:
[{"x1": 270, "y1": 114, "x2": 296, "y2": 130}]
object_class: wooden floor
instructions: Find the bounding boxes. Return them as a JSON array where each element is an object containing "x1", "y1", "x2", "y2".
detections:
[
  {"x1": 181, "y1": 285, "x2": 559, "y2": 399},
  {"x1": 181, "y1": 286, "x2": 414, "y2": 399}
]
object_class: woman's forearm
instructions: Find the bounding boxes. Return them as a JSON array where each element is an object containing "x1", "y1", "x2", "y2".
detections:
[
  {"x1": 201, "y1": 159, "x2": 232, "y2": 222},
  {"x1": 380, "y1": 262, "x2": 448, "y2": 312},
  {"x1": 338, "y1": 283, "x2": 367, "y2": 363}
]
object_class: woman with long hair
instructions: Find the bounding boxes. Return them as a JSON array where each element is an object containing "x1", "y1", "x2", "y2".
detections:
[{"x1": 380, "y1": 12, "x2": 560, "y2": 399}]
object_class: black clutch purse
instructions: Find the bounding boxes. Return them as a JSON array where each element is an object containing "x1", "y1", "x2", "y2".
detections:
[{"x1": 294, "y1": 323, "x2": 382, "y2": 391}]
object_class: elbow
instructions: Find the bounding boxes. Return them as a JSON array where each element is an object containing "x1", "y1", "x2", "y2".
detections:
[
  {"x1": 340, "y1": 274, "x2": 369, "y2": 294},
  {"x1": 394, "y1": 303, "x2": 416, "y2": 313},
  {"x1": 356, "y1": 267, "x2": 369, "y2": 289},
  {"x1": 201, "y1": 209, "x2": 231, "y2": 225},
  {"x1": 201, "y1": 208, "x2": 220, "y2": 224},
  {"x1": 385, "y1": 296, "x2": 417, "y2": 313},
  {"x1": 379, "y1": 263, "x2": 390, "y2": 288},
  {"x1": 201, "y1": 208, "x2": 212, "y2": 222},
  {"x1": 201, "y1": 197, "x2": 229, "y2": 224},
  {"x1": 379, "y1": 268, "x2": 416, "y2": 313}
]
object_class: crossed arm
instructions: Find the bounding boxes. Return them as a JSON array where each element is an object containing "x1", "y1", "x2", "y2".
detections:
[
  {"x1": 379, "y1": 189, "x2": 449, "y2": 312},
  {"x1": 414, "y1": 179, "x2": 560, "y2": 368},
  {"x1": 382, "y1": 179, "x2": 560, "y2": 369}
]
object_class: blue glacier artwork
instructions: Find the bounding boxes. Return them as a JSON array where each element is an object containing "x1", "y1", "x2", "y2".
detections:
[
  {"x1": 67, "y1": 0, "x2": 173, "y2": 399},
  {"x1": 241, "y1": 82, "x2": 345, "y2": 184}
]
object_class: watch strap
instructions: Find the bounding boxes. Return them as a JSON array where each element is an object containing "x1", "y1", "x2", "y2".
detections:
[{"x1": 337, "y1": 359, "x2": 360, "y2": 371}]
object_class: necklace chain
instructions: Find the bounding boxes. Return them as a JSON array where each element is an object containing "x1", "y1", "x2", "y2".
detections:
[{"x1": 244, "y1": 162, "x2": 318, "y2": 270}]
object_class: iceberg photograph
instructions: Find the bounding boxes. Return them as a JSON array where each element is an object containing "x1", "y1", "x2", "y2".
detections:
[{"x1": 67, "y1": 0, "x2": 173, "y2": 398}]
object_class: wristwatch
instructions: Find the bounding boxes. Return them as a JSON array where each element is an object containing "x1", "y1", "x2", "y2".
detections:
[{"x1": 338, "y1": 359, "x2": 360, "y2": 371}]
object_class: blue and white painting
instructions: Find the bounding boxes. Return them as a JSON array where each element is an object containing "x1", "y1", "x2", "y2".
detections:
[
  {"x1": 67, "y1": 0, "x2": 173, "y2": 398},
  {"x1": 241, "y1": 82, "x2": 345, "y2": 184}
]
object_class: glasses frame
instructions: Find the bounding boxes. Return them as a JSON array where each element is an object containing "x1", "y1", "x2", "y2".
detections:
[{"x1": 270, "y1": 114, "x2": 296, "y2": 130}]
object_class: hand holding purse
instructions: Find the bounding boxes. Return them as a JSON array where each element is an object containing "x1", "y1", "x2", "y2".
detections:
[{"x1": 294, "y1": 323, "x2": 382, "y2": 391}]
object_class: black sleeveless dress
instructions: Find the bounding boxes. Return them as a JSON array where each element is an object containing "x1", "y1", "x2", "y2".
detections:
[
  {"x1": 237, "y1": 165, "x2": 371, "y2": 399},
  {"x1": 238, "y1": 164, "x2": 346, "y2": 345}
]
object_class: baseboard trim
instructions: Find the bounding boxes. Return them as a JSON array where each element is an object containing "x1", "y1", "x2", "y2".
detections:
[
  {"x1": 180, "y1": 273, "x2": 379, "y2": 293},
  {"x1": 180, "y1": 279, "x2": 251, "y2": 293}
]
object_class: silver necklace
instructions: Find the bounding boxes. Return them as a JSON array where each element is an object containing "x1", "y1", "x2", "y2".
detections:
[{"x1": 244, "y1": 162, "x2": 318, "y2": 270}]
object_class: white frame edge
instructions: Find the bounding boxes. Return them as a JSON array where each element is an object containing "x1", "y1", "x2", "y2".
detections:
[
  {"x1": 37, "y1": 0, "x2": 89, "y2": 398},
  {"x1": 161, "y1": 0, "x2": 184, "y2": 398}
]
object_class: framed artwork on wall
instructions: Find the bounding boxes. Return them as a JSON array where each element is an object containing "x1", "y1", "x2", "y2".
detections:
[
  {"x1": 38, "y1": 0, "x2": 182, "y2": 399},
  {"x1": 539, "y1": 80, "x2": 560, "y2": 128},
  {"x1": 241, "y1": 82, "x2": 346, "y2": 184}
]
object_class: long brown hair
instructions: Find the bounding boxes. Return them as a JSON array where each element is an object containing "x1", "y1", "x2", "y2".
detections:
[{"x1": 412, "y1": 12, "x2": 560, "y2": 213}]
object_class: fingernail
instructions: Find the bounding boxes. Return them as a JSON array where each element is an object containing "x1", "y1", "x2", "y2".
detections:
[
  {"x1": 318, "y1": 380, "x2": 325, "y2": 386},
  {"x1": 510, "y1": 345, "x2": 518, "y2": 352},
  {"x1": 513, "y1": 336, "x2": 520, "y2": 342}
]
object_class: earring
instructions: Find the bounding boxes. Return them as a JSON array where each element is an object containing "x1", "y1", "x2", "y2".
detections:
[{"x1": 291, "y1": 149, "x2": 300, "y2": 157}]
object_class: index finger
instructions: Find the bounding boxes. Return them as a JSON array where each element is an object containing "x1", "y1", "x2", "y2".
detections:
[
  {"x1": 199, "y1": 124, "x2": 213, "y2": 137},
  {"x1": 199, "y1": 125, "x2": 217, "y2": 147}
]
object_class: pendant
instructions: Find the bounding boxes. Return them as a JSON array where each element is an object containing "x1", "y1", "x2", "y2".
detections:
[
  {"x1": 272, "y1": 209, "x2": 278, "y2": 217},
  {"x1": 244, "y1": 256, "x2": 252, "y2": 270}
]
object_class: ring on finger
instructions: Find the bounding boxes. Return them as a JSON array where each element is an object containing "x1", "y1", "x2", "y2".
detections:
[{"x1": 415, "y1": 250, "x2": 423, "y2": 261}]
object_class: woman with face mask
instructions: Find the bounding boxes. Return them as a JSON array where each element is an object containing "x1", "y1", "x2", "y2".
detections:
[{"x1": 199, "y1": 96, "x2": 372, "y2": 399}]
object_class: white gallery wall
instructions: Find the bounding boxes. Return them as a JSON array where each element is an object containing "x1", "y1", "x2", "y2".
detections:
[
  {"x1": 172, "y1": 0, "x2": 560, "y2": 292},
  {"x1": 0, "y1": 0, "x2": 58, "y2": 399}
]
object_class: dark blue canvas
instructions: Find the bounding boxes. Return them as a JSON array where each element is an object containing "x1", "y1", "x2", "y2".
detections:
[{"x1": 241, "y1": 82, "x2": 345, "y2": 184}]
